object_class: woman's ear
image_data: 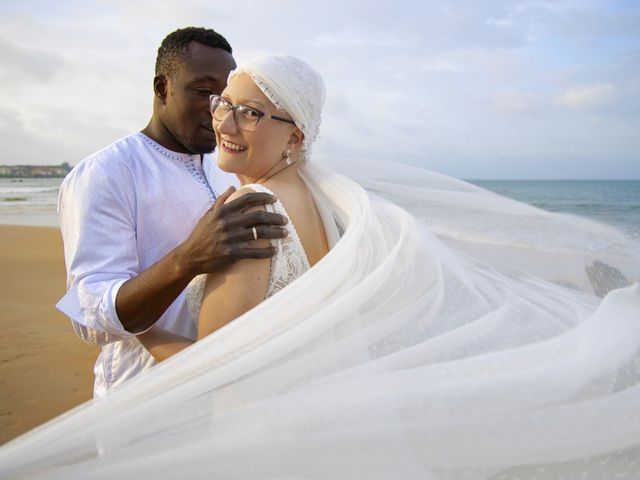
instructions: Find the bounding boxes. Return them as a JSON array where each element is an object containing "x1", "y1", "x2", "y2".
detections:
[{"x1": 288, "y1": 130, "x2": 304, "y2": 146}]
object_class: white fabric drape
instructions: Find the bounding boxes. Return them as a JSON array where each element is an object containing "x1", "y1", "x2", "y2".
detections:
[{"x1": 2, "y1": 161, "x2": 639, "y2": 479}]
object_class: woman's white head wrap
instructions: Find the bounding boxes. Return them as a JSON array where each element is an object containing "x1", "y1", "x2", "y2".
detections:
[{"x1": 228, "y1": 55, "x2": 326, "y2": 163}]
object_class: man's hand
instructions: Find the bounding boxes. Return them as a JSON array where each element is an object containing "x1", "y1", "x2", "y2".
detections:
[
  {"x1": 115, "y1": 187, "x2": 287, "y2": 334},
  {"x1": 175, "y1": 187, "x2": 289, "y2": 275}
]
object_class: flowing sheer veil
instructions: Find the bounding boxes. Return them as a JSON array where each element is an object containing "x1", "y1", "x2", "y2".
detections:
[{"x1": 1, "y1": 58, "x2": 639, "y2": 480}]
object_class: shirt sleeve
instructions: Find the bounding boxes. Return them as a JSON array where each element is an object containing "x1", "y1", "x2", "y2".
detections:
[{"x1": 56, "y1": 157, "x2": 146, "y2": 345}]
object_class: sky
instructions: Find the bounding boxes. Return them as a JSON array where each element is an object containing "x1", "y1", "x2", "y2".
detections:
[{"x1": 1, "y1": 0, "x2": 639, "y2": 179}]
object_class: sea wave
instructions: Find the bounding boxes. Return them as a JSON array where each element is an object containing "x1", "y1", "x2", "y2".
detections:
[{"x1": 0, "y1": 186, "x2": 61, "y2": 195}]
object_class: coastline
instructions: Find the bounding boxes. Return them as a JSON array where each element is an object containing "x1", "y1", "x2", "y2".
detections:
[
  {"x1": 0, "y1": 225, "x2": 96, "y2": 445},
  {"x1": 0, "y1": 213, "x2": 59, "y2": 227}
]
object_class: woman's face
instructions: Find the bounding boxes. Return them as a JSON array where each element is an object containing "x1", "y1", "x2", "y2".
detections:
[{"x1": 213, "y1": 74, "x2": 298, "y2": 182}]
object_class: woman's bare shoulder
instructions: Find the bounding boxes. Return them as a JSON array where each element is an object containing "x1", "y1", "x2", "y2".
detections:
[{"x1": 225, "y1": 185, "x2": 267, "y2": 213}]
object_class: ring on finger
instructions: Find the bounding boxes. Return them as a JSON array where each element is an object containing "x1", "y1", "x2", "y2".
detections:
[{"x1": 252, "y1": 226, "x2": 258, "y2": 241}]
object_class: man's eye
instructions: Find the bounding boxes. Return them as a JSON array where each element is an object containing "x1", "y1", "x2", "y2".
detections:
[{"x1": 194, "y1": 88, "x2": 213, "y2": 97}]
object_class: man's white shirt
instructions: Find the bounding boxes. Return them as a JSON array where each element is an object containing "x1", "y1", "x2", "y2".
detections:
[{"x1": 56, "y1": 132, "x2": 238, "y2": 397}]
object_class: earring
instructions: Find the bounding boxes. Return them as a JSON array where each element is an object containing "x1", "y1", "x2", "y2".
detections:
[{"x1": 285, "y1": 149, "x2": 292, "y2": 165}]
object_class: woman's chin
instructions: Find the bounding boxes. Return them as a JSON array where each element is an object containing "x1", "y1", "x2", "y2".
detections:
[{"x1": 216, "y1": 155, "x2": 240, "y2": 174}]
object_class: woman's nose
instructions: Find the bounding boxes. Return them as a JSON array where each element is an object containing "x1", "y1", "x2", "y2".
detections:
[{"x1": 215, "y1": 110, "x2": 238, "y2": 135}]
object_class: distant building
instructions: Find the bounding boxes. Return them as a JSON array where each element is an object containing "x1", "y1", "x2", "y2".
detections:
[{"x1": 0, "y1": 163, "x2": 72, "y2": 178}]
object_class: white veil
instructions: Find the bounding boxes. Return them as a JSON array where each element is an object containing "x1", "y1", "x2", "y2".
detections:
[{"x1": 1, "y1": 57, "x2": 639, "y2": 480}]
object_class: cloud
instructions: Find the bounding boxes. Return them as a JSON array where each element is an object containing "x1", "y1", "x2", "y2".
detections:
[
  {"x1": 493, "y1": 92, "x2": 540, "y2": 113},
  {"x1": 0, "y1": 0, "x2": 639, "y2": 178},
  {"x1": 0, "y1": 37, "x2": 67, "y2": 83},
  {"x1": 555, "y1": 82, "x2": 615, "y2": 108}
]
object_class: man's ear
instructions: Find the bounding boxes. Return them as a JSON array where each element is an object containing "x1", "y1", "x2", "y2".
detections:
[{"x1": 153, "y1": 75, "x2": 168, "y2": 104}]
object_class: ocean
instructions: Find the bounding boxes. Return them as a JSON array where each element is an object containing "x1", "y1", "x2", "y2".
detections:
[
  {"x1": 0, "y1": 178, "x2": 62, "y2": 227},
  {"x1": 1, "y1": 177, "x2": 638, "y2": 239},
  {"x1": 468, "y1": 179, "x2": 640, "y2": 240}
]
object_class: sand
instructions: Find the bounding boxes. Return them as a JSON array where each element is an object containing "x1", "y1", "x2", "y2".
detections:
[{"x1": 0, "y1": 225, "x2": 97, "y2": 445}]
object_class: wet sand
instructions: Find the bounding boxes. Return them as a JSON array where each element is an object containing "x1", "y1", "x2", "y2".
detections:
[{"x1": 0, "y1": 225, "x2": 96, "y2": 445}]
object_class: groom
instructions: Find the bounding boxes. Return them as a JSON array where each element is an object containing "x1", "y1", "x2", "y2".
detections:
[{"x1": 56, "y1": 27, "x2": 288, "y2": 397}]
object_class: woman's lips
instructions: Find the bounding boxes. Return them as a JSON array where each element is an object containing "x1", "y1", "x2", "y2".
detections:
[{"x1": 220, "y1": 139, "x2": 248, "y2": 153}]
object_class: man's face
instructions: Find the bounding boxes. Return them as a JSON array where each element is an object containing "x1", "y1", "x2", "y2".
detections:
[{"x1": 162, "y1": 42, "x2": 236, "y2": 154}]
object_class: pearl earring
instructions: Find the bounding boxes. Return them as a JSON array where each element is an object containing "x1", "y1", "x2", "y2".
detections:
[{"x1": 285, "y1": 149, "x2": 292, "y2": 165}]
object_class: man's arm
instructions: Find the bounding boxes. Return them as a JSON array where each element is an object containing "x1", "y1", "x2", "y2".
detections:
[
  {"x1": 115, "y1": 187, "x2": 289, "y2": 333},
  {"x1": 137, "y1": 189, "x2": 273, "y2": 361},
  {"x1": 58, "y1": 161, "x2": 287, "y2": 343}
]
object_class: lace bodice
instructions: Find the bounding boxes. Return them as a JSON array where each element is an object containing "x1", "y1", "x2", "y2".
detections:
[{"x1": 186, "y1": 183, "x2": 311, "y2": 325}]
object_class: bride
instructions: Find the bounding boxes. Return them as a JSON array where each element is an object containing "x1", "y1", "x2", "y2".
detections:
[
  {"x1": 136, "y1": 55, "x2": 335, "y2": 360},
  {"x1": 2, "y1": 55, "x2": 640, "y2": 480}
]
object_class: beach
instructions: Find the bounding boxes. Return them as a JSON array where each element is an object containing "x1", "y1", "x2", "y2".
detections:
[
  {"x1": 0, "y1": 225, "x2": 96, "y2": 445},
  {"x1": 0, "y1": 178, "x2": 637, "y2": 448}
]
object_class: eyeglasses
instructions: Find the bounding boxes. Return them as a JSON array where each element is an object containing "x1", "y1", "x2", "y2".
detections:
[{"x1": 209, "y1": 95, "x2": 296, "y2": 132}]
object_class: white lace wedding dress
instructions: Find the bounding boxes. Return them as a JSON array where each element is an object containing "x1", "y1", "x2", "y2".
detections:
[
  {"x1": 2, "y1": 162, "x2": 640, "y2": 480},
  {"x1": 185, "y1": 182, "x2": 312, "y2": 324}
]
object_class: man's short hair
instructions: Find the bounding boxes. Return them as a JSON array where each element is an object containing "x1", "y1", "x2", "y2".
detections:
[{"x1": 155, "y1": 27, "x2": 232, "y2": 78}]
